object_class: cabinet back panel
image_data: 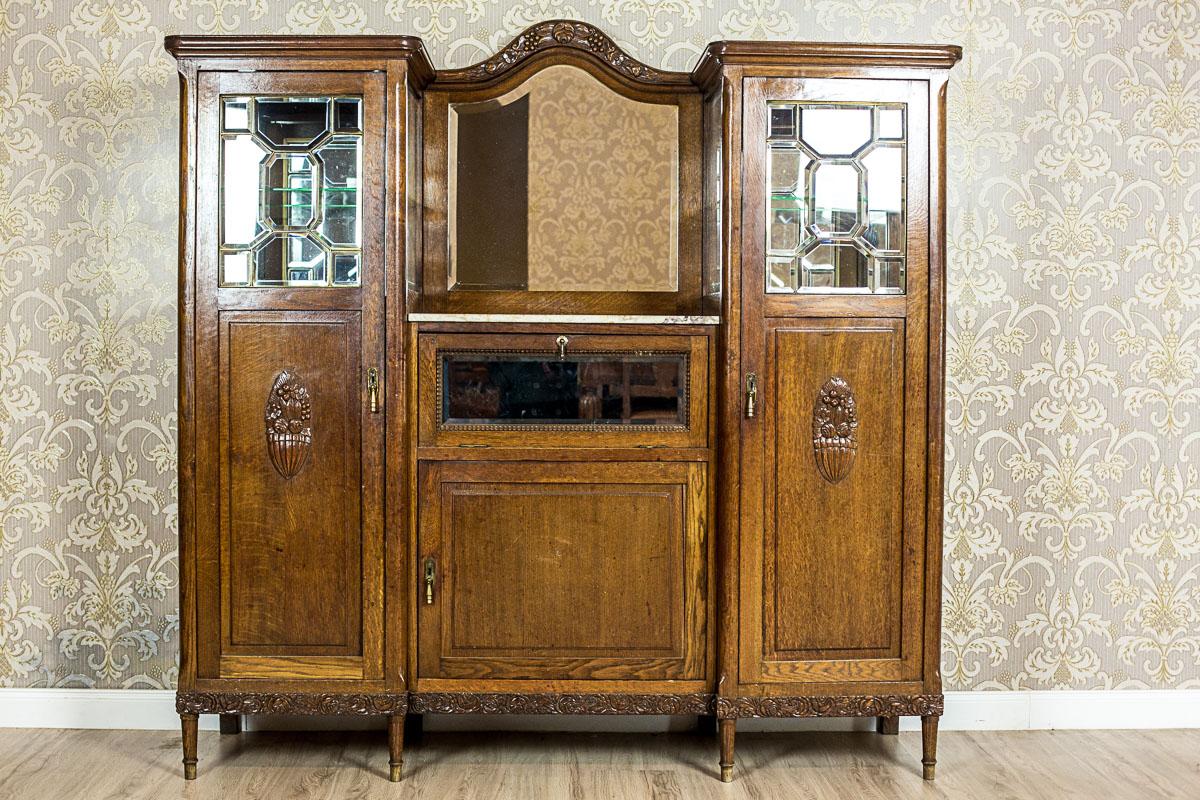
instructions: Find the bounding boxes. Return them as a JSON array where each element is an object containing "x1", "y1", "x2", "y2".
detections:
[
  {"x1": 767, "y1": 320, "x2": 904, "y2": 658},
  {"x1": 224, "y1": 316, "x2": 362, "y2": 651}
]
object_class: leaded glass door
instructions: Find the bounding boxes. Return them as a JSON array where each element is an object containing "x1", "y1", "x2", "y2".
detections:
[
  {"x1": 191, "y1": 70, "x2": 387, "y2": 682},
  {"x1": 737, "y1": 77, "x2": 931, "y2": 685}
]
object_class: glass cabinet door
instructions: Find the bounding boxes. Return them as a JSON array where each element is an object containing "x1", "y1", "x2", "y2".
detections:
[
  {"x1": 755, "y1": 81, "x2": 923, "y2": 297},
  {"x1": 219, "y1": 95, "x2": 364, "y2": 287}
]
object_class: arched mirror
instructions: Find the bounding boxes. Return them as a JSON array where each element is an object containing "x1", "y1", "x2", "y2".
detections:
[
  {"x1": 420, "y1": 49, "x2": 702, "y2": 315},
  {"x1": 449, "y1": 65, "x2": 680, "y2": 293}
]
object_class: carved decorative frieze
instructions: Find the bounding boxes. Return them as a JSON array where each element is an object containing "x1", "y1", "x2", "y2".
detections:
[
  {"x1": 409, "y1": 692, "x2": 714, "y2": 715},
  {"x1": 265, "y1": 370, "x2": 312, "y2": 479},
  {"x1": 812, "y1": 376, "x2": 859, "y2": 483},
  {"x1": 438, "y1": 20, "x2": 672, "y2": 85},
  {"x1": 716, "y1": 694, "x2": 943, "y2": 720},
  {"x1": 176, "y1": 691, "x2": 407, "y2": 715}
]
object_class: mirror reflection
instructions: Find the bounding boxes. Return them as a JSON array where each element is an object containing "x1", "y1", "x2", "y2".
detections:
[{"x1": 449, "y1": 65, "x2": 680, "y2": 293}]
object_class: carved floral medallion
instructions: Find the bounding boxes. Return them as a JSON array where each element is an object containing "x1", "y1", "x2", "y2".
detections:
[
  {"x1": 264, "y1": 370, "x2": 313, "y2": 479},
  {"x1": 812, "y1": 376, "x2": 858, "y2": 483}
]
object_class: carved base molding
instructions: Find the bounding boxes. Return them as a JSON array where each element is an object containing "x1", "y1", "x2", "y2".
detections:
[
  {"x1": 174, "y1": 691, "x2": 942, "y2": 721},
  {"x1": 716, "y1": 694, "x2": 944, "y2": 720},
  {"x1": 408, "y1": 692, "x2": 714, "y2": 716},
  {"x1": 175, "y1": 691, "x2": 408, "y2": 716}
]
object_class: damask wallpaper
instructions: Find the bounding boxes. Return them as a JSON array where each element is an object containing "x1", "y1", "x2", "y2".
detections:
[{"x1": 0, "y1": 1, "x2": 1196, "y2": 693}]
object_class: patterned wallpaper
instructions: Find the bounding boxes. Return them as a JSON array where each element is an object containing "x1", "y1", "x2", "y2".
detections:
[{"x1": 0, "y1": 1, "x2": 1196, "y2": 692}]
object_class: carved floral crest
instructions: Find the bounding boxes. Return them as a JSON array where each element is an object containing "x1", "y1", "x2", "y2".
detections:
[
  {"x1": 812, "y1": 376, "x2": 858, "y2": 484},
  {"x1": 265, "y1": 370, "x2": 312, "y2": 479}
]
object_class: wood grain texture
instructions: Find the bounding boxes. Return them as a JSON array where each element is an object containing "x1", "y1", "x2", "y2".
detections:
[
  {"x1": 3, "y1": 728, "x2": 1194, "y2": 800},
  {"x1": 417, "y1": 460, "x2": 707, "y2": 682}
]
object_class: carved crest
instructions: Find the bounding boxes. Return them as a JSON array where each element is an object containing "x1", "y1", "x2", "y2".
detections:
[
  {"x1": 438, "y1": 20, "x2": 673, "y2": 85},
  {"x1": 265, "y1": 370, "x2": 312, "y2": 479},
  {"x1": 812, "y1": 376, "x2": 858, "y2": 483}
]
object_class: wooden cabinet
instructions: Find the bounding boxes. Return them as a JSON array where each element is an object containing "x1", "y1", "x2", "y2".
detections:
[
  {"x1": 168, "y1": 23, "x2": 958, "y2": 786},
  {"x1": 417, "y1": 460, "x2": 707, "y2": 684}
]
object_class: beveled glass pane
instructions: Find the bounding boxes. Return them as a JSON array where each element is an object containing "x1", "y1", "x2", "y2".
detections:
[
  {"x1": 255, "y1": 98, "x2": 330, "y2": 148},
  {"x1": 223, "y1": 98, "x2": 249, "y2": 132},
  {"x1": 316, "y1": 137, "x2": 360, "y2": 246},
  {"x1": 875, "y1": 257, "x2": 905, "y2": 291},
  {"x1": 334, "y1": 98, "x2": 361, "y2": 132},
  {"x1": 254, "y1": 235, "x2": 325, "y2": 285},
  {"x1": 333, "y1": 253, "x2": 360, "y2": 285},
  {"x1": 767, "y1": 256, "x2": 799, "y2": 292},
  {"x1": 442, "y1": 353, "x2": 686, "y2": 427},
  {"x1": 802, "y1": 107, "x2": 872, "y2": 156},
  {"x1": 769, "y1": 105, "x2": 797, "y2": 139},
  {"x1": 803, "y1": 243, "x2": 868, "y2": 289},
  {"x1": 222, "y1": 135, "x2": 267, "y2": 245},
  {"x1": 878, "y1": 107, "x2": 904, "y2": 140},
  {"x1": 812, "y1": 163, "x2": 860, "y2": 236},
  {"x1": 265, "y1": 153, "x2": 315, "y2": 229},
  {"x1": 863, "y1": 146, "x2": 904, "y2": 252},
  {"x1": 223, "y1": 251, "x2": 250, "y2": 284},
  {"x1": 769, "y1": 198, "x2": 803, "y2": 253},
  {"x1": 770, "y1": 148, "x2": 807, "y2": 193}
]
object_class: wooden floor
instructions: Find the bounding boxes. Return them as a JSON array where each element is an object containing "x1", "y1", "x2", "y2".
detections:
[{"x1": 1, "y1": 726, "x2": 1198, "y2": 799}]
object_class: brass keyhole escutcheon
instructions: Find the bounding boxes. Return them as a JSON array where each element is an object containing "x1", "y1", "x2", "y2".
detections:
[
  {"x1": 367, "y1": 367, "x2": 379, "y2": 413},
  {"x1": 556, "y1": 335, "x2": 569, "y2": 359},
  {"x1": 745, "y1": 373, "x2": 758, "y2": 418},
  {"x1": 424, "y1": 557, "x2": 436, "y2": 605}
]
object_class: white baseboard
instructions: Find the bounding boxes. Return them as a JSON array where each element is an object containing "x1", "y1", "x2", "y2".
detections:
[{"x1": 1, "y1": 689, "x2": 1197, "y2": 732}]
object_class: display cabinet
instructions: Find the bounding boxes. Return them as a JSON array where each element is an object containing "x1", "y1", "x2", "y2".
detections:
[{"x1": 167, "y1": 22, "x2": 959, "y2": 785}]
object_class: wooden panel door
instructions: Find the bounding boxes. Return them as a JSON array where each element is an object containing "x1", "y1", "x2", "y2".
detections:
[
  {"x1": 417, "y1": 461, "x2": 707, "y2": 683},
  {"x1": 737, "y1": 77, "x2": 930, "y2": 686},
  {"x1": 192, "y1": 70, "x2": 386, "y2": 683}
]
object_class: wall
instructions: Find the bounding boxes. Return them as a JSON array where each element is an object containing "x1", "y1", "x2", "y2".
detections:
[{"x1": 0, "y1": 1, "x2": 1196, "y2": 693}]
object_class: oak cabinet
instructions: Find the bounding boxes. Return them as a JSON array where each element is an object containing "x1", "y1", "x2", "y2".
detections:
[{"x1": 168, "y1": 22, "x2": 958, "y2": 786}]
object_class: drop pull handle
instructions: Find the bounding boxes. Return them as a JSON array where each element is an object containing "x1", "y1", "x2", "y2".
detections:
[
  {"x1": 423, "y1": 557, "x2": 436, "y2": 605},
  {"x1": 556, "y1": 335, "x2": 569, "y2": 359},
  {"x1": 367, "y1": 367, "x2": 380, "y2": 413},
  {"x1": 745, "y1": 373, "x2": 758, "y2": 419}
]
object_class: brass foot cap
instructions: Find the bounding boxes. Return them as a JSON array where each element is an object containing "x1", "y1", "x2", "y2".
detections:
[
  {"x1": 720, "y1": 765, "x2": 734, "y2": 783},
  {"x1": 389, "y1": 763, "x2": 403, "y2": 782},
  {"x1": 922, "y1": 763, "x2": 936, "y2": 781},
  {"x1": 183, "y1": 764, "x2": 197, "y2": 781}
]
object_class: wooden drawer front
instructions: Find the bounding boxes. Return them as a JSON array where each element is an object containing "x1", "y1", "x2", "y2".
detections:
[
  {"x1": 417, "y1": 332, "x2": 708, "y2": 449},
  {"x1": 418, "y1": 461, "x2": 707, "y2": 681},
  {"x1": 195, "y1": 311, "x2": 383, "y2": 682}
]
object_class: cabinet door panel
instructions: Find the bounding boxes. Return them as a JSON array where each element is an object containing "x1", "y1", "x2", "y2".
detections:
[
  {"x1": 741, "y1": 318, "x2": 924, "y2": 684},
  {"x1": 196, "y1": 311, "x2": 382, "y2": 681},
  {"x1": 418, "y1": 461, "x2": 707, "y2": 682}
]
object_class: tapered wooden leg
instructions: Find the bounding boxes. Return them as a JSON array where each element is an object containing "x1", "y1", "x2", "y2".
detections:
[
  {"x1": 718, "y1": 719, "x2": 736, "y2": 783},
  {"x1": 921, "y1": 715, "x2": 939, "y2": 780},
  {"x1": 876, "y1": 716, "x2": 900, "y2": 735},
  {"x1": 388, "y1": 713, "x2": 405, "y2": 782},
  {"x1": 180, "y1": 713, "x2": 198, "y2": 780},
  {"x1": 219, "y1": 714, "x2": 241, "y2": 735}
]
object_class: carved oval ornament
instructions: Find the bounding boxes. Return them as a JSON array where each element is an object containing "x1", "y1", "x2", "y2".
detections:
[
  {"x1": 265, "y1": 370, "x2": 312, "y2": 479},
  {"x1": 812, "y1": 376, "x2": 858, "y2": 484}
]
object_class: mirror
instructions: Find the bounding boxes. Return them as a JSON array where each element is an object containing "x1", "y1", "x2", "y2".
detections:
[{"x1": 448, "y1": 65, "x2": 680, "y2": 293}]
